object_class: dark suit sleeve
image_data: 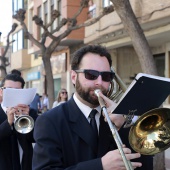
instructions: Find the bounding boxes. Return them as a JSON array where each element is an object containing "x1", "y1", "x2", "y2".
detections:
[
  {"x1": 0, "y1": 120, "x2": 13, "y2": 141},
  {"x1": 32, "y1": 113, "x2": 103, "y2": 170}
]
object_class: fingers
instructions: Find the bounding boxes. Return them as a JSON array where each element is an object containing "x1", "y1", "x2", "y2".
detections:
[
  {"x1": 131, "y1": 161, "x2": 142, "y2": 169},
  {"x1": 6, "y1": 107, "x2": 17, "y2": 125},
  {"x1": 14, "y1": 104, "x2": 29, "y2": 115},
  {"x1": 98, "y1": 92, "x2": 115, "y2": 106},
  {"x1": 6, "y1": 105, "x2": 29, "y2": 125},
  {"x1": 108, "y1": 114, "x2": 125, "y2": 129},
  {"x1": 102, "y1": 149, "x2": 142, "y2": 170},
  {"x1": 124, "y1": 150, "x2": 142, "y2": 168},
  {"x1": 102, "y1": 112, "x2": 125, "y2": 130}
]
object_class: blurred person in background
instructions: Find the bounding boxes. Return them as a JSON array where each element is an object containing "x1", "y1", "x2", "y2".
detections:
[
  {"x1": 42, "y1": 93, "x2": 49, "y2": 112},
  {"x1": 52, "y1": 88, "x2": 68, "y2": 108},
  {"x1": 30, "y1": 93, "x2": 41, "y2": 114}
]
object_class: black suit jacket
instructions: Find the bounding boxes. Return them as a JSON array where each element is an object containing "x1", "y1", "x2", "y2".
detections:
[
  {"x1": 33, "y1": 97, "x2": 153, "y2": 170},
  {"x1": 0, "y1": 105, "x2": 38, "y2": 170},
  {"x1": 33, "y1": 97, "x2": 116, "y2": 170}
]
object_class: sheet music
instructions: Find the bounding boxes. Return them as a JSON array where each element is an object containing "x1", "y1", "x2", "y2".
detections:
[
  {"x1": 2, "y1": 88, "x2": 37, "y2": 107},
  {"x1": 112, "y1": 73, "x2": 170, "y2": 116}
]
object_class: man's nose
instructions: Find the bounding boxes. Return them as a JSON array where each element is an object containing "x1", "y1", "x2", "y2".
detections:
[{"x1": 95, "y1": 75, "x2": 103, "y2": 85}]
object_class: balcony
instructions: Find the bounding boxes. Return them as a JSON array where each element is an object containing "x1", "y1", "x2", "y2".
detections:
[
  {"x1": 84, "y1": 0, "x2": 170, "y2": 48},
  {"x1": 10, "y1": 49, "x2": 31, "y2": 70}
]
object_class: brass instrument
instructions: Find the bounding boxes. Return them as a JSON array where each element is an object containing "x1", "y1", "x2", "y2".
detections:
[
  {"x1": 107, "y1": 68, "x2": 170, "y2": 155},
  {"x1": 14, "y1": 114, "x2": 34, "y2": 134},
  {"x1": 95, "y1": 89, "x2": 134, "y2": 170}
]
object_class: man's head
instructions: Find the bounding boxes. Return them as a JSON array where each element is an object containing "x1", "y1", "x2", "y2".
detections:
[
  {"x1": 71, "y1": 45, "x2": 112, "y2": 70},
  {"x1": 1, "y1": 74, "x2": 25, "y2": 89},
  {"x1": 71, "y1": 45, "x2": 114, "y2": 107},
  {"x1": 0, "y1": 74, "x2": 25, "y2": 101}
]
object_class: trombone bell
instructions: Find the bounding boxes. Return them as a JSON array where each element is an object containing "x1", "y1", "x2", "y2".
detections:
[
  {"x1": 129, "y1": 108, "x2": 170, "y2": 155},
  {"x1": 14, "y1": 115, "x2": 34, "y2": 134}
]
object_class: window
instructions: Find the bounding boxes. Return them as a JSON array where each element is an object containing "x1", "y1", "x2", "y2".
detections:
[
  {"x1": 57, "y1": 0, "x2": 62, "y2": 26},
  {"x1": 102, "y1": 0, "x2": 113, "y2": 7},
  {"x1": 154, "y1": 53, "x2": 165, "y2": 77},
  {"x1": 44, "y1": 1, "x2": 48, "y2": 26},
  {"x1": 18, "y1": 30, "x2": 23, "y2": 50},
  {"x1": 12, "y1": 0, "x2": 24, "y2": 15},
  {"x1": 88, "y1": 0, "x2": 96, "y2": 19},
  {"x1": 12, "y1": 30, "x2": 26, "y2": 52},
  {"x1": 51, "y1": 0, "x2": 55, "y2": 31}
]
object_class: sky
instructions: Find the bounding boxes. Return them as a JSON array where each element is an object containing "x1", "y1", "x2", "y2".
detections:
[{"x1": 0, "y1": 0, "x2": 12, "y2": 39}]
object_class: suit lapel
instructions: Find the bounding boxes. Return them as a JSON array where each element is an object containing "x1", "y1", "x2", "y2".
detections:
[
  {"x1": 0, "y1": 105, "x2": 7, "y2": 123},
  {"x1": 67, "y1": 98, "x2": 97, "y2": 153}
]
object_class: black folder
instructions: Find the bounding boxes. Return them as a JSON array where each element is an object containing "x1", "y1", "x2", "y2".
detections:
[{"x1": 112, "y1": 73, "x2": 170, "y2": 116}]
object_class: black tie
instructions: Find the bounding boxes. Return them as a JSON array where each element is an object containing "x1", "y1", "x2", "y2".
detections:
[{"x1": 89, "y1": 109, "x2": 98, "y2": 141}]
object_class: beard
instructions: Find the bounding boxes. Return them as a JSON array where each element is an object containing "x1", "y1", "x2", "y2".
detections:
[{"x1": 75, "y1": 77, "x2": 108, "y2": 106}]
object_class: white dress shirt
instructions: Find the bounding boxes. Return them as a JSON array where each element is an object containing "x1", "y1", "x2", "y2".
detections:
[{"x1": 73, "y1": 94, "x2": 101, "y2": 131}]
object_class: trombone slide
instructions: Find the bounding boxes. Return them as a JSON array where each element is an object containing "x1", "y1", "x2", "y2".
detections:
[{"x1": 95, "y1": 89, "x2": 133, "y2": 170}]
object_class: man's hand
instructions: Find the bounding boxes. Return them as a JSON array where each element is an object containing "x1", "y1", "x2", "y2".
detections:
[
  {"x1": 102, "y1": 147, "x2": 142, "y2": 170},
  {"x1": 14, "y1": 104, "x2": 29, "y2": 115},
  {"x1": 98, "y1": 92, "x2": 125, "y2": 129},
  {"x1": 6, "y1": 104, "x2": 29, "y2": 126}
]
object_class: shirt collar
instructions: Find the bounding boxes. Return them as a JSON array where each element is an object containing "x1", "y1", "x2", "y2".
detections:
[{"x1": 73, "y1": 93, "x2": 101, "y2": 119}]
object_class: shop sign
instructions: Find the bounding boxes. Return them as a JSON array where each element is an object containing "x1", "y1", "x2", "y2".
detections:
[{"x1": 27, "y1": 72, "x2": 40, "y2": 81}]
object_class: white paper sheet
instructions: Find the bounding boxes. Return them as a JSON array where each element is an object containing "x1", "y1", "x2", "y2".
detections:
[{"x1": 2, "y1": 88, "x2": 37, "y2": 107}]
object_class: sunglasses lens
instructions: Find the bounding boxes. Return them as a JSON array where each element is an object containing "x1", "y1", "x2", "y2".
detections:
[
  {"x1": 84, "y1": 70, "x2": 98, "y2": 80},
  {"x1": 61, "y1": 92, "x2": 67, "y2": 94},
  {"x1": 102, "y1": 72, "x2": 115, "y2": 82}
]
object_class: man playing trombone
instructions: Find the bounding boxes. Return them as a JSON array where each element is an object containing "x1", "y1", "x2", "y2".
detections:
[{"x1": 33, "y1": 45, "x2": 153, "y2": 170}]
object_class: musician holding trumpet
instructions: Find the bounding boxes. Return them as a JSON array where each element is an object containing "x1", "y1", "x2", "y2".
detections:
[
  {"x1": 33, "y1": 45, "x2": 153, "y2": 170},
  {"x1": 0, "y1": 73, "x2": 38, "y2": 170}
]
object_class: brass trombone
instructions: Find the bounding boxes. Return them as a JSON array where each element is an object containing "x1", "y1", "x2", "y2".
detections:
[
  {"x1": 95, "y1": 89, "x2": 134, "y2": 170},
  {"x1": 107, "y1": 68, "x2": 170, "y2": 155}
]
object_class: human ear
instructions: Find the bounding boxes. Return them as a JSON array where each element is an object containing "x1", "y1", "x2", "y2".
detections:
[{"x1": 71, "y1": 70, "x2": 77, "y2": 85}]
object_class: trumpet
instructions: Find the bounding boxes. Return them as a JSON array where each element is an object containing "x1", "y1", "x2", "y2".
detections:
[
  {"x1": 95, "y1": 89, "x2": 134, "y2": 170},
  {"x1": 107, "y1": 68, "x2": 170, "y2": 155},
  {"x1": 14, "y1": 114, "x2": 34, "y2": 134}
]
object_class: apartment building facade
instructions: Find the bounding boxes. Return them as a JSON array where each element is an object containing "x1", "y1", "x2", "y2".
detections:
[
  {"x1": 11, "y1": 0, "x2": 87, "y2": 98},
  {"x1": 85, "y1": 0, "x2": 170, "y2": 87}
]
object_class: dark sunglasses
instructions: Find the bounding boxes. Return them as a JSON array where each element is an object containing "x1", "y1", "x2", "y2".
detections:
[
  {"x1": 74, "y1": 69, "x2": 115, "y2": 82},
  {"x1": 61, "y1": 92, "x2": 67, "y2": 94}
]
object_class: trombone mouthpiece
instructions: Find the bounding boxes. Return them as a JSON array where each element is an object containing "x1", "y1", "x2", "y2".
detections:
[
  {"x1": 94, "y1": 89, "x2": 105, "y2": 108},
  {"x1": 94, "y1": 89, "x2": 101, "y2": 97}
]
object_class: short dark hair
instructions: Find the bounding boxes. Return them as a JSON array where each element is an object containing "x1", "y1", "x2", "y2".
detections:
[
  {"x1": 71, "y1": 45, "x2": 112, "y2": 70},
  {"x1": 11, "y1": 69, "x2": 21, "y2": 76},
  {"x1": 1, "y1": 74, "x2": 25, "y2": 88}
]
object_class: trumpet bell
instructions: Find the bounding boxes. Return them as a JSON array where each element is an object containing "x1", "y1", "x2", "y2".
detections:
[
  {"x1": 14, "y1": 115, "x2": 34, "y2": 134},
  {"x1": 129, "y1": 108, "x2": 170, "y2": 155}
]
